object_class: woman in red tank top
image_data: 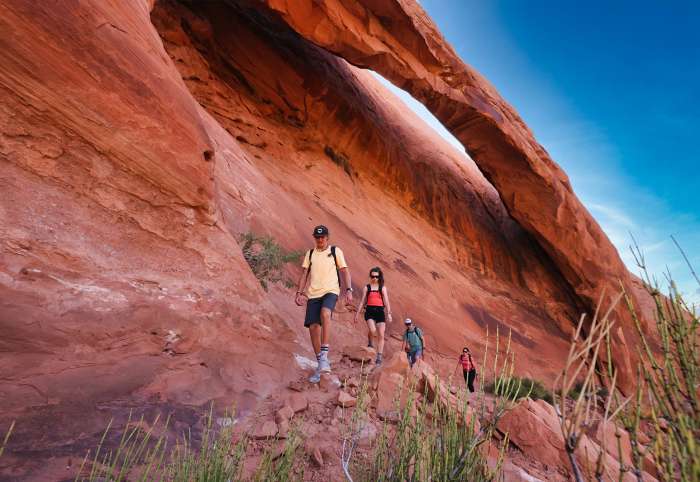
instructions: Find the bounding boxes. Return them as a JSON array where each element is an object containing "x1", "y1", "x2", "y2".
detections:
[
  {"x1": 354, "y1": 267, "x2": 393, "y2": 365},
  {"x1": 457, "y1": 347, "x2": 477, "y2": 393}
]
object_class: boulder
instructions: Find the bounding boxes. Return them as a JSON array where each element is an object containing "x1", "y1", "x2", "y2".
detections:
[
  {"x1": 497, "y1": 398, "x2": 567, "y2": 470},
  {"x1": 270, "y1": 441, "x2": 287, "y2": 461},
  {"x1": 590, "y1": 419, "x2": 632, "y2": 466},
  {"x1": 277, "y1": 419, "x2": 290, "y2": 439},
  {"x1": 344, "y1": 345, "x2": 376, "y2": 363},
  {"x1": 319, "y1": 373, "x2": 341, "y2": 392},
  {"x1": 381, "y1": 351, "x2": 410, "y2": 377},
  {"x1": 252, "y1": 420, "x2": 278, "y2": 440},
  {"x1": 375, "y1": 372, "x2": 412, "y2": 422},
  {"x1": 275, "y1": 404, "x2": 295, "y2": 424},
  {"x1": 308, "y1": 446, "x2": 324, "y2": 467},
  {"x1": 499, "y1": 399, "x2": 657, "y2": 481},
  {"x1": 344, "y1": 376, "x2": 360, "y2": 388},
  {"x1": 288, "y1": 380, "x2": 307, "y2": 392},
  {"x1": 336, "y1": 390, "x2": 357, "y2": 408},
  {"x1": 356, "y1": 420, "x2": 378, "y2": 447},
  {"x1": 287, "y1": 393, "x2": 309, "y2": 413}
]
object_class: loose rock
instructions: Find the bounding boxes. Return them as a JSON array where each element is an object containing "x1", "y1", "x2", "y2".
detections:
[
  {"x1": 275, "y1": 404, "x2": 295, "y2": 424},
  {"x1": 336, "y1": 390, "x2": 357, "y2": 407},
  {"x1": 288, "y1": 393, "x2": 309, "y2": 413},
  {"x1": 252, "y1": 420, "x2": 278, "y2": 440}
]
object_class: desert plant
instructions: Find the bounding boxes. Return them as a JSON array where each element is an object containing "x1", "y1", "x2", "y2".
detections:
[
  {"x1": 484, "y1": 376, "x2": 552, "y2": 403},
  {"x1": 239, "y1": 232, "x2": 303, "y2": 291},
  {"x1": 74, "y1": 407, "x2": 245, "y2": 482},
  {"x1": 616, "y1": 239, "x2": 699, "y2": 482},
  {"x1": 553, "y1": 289, "x2": 627, "y2": 482},
  {"x1": 340, "y1": 364, "x2": 373, "y2": 481},
  {"x1": 556, "y1": 237, "x2": 700, "y2": 482},
  {"x1": 352, "y1": 328, "x2": 520, "y2": 482},
  {"x1": 74, "y1": 406, "x2": 302, "y2": 482}
]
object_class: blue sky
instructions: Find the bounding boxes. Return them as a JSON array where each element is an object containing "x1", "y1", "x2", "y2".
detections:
[{"x1": 377, "y1": 0, "x2": 699, "y2": 305}]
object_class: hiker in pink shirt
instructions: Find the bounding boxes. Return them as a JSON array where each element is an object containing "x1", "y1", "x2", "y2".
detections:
[{"x1": 457, "y1": 347, "x2": 477, "y2": 392}]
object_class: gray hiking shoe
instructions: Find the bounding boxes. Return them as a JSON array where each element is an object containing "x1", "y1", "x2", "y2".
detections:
[
  {"x1": 318, "y1": 353, "x2": 331, "y2": 373},
  {"x1": 309, "y1": 368, "x2": 321, "y2": 383},
  {"x1": 375, "y1": 356, "x2": 383, "y2": 366}
]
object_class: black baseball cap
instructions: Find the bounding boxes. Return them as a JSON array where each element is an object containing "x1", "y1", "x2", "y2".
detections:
[{"x1": 313, "y1": 225, "x2": 329, "y2": 237}]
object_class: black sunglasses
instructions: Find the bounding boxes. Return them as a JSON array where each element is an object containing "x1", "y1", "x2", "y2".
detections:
[{"x1": 370, "y1": 275, "x2": 379, "y2": 279}]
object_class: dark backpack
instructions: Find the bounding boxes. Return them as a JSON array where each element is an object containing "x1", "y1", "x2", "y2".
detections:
[
  {"x1": 307, "y1": 246, "x2": 341, "y2": 287},
  {"x1": 405, "y1": 326, "x2": 424, "y2": 349},
  {"x1": 365, "y1": 283, "x2": 385, "y2": 307}
]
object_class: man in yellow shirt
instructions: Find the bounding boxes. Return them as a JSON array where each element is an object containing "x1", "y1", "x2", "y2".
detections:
[{"x1": 295, "y1": 225, "x2": 353, "y2": 383}]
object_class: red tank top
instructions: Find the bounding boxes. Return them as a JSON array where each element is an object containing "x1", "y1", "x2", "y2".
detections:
[
  {"x1": 460, "y1": 354, "x2": 475, "y2": 371},
  {"x1": 366, "y1": 286, "x2": 384, "y2": 307}
]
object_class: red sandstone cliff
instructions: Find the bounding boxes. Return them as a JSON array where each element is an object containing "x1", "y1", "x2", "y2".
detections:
[{"x1": 0, "y1": 0, "x2": 651, "y2": 479}]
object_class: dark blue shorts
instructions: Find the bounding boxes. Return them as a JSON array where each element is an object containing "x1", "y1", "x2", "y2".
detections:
[
  {"x1": 304, "y1": 293, "x2": 338, "y2": 327},
  {"x1": 407, "y1": 348, "x2": 423, "y2": 366}
]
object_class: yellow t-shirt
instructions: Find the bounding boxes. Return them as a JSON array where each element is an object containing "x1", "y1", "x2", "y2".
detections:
[{"x1": 302, "y1": 246, "x2": 348, "y2": 299}]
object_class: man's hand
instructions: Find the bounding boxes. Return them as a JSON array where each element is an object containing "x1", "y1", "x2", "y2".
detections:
[
  {"x1": 344, "y1": 289, "x2": 353, "y2": 306},
  {"x1": 294, "y1": 292, "x2": 306, "y2": 306},
  {"x1": 387, "y1": 313, "x2": 393, "y2": 323}
]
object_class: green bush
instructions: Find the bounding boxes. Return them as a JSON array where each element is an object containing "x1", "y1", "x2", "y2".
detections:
[
  {"x1": 73, "y1": 408, "x2": 302, "y2": 482},
  {"x1": 485, "y1": 376, "x2": 553, "y2": 404},
  {"x1": 239, "y1": 232, "x2": 303, "y2": 291}
]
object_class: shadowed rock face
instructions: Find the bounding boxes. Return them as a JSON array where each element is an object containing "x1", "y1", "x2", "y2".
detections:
[{"x1": 0, "y1": 0, "x2": 649, "y2": 478}]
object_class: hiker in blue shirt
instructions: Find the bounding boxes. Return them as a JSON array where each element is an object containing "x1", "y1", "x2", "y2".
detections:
[{"x1": 401, "y1": 318, "x2": 425, "y2": 367}]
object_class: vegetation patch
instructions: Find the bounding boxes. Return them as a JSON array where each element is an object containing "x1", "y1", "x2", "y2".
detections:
[
  {"x1": 484, "y1": 376, "x2": 554, "y2": 404},
  {"x1": 239, "y1": 232, "x2": 302, "y2": 291}
]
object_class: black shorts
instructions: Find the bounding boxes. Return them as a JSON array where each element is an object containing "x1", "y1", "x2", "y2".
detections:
[
  {"x1": 304, "y1": 293, "x2": 338, "y2": 327},
  {"x1": 364, "y1": 305, "x2": 385, "y2": 323}
]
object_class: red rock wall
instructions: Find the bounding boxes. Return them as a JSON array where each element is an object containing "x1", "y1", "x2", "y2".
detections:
[
  {"x1": 0, "y1": 0, "x2": 648, "y2": 477},
  {"x1": 260, "y1": 0, "x2": 651, "y2": 388}
]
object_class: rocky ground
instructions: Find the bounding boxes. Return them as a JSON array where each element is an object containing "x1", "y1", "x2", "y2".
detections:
[{"x1": 216, "y1": 343, "x2": 657, "y2": 482}]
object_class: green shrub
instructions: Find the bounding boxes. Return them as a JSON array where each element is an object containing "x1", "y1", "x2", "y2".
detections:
[
  {"x1": 485, "y1": 376, "x2": 553, "y2": 404},
  {"x1": 568, "y1": 380, "x2": 608, "y2": 402},
  {"x1": 239, "y1": 232, "x2": 303, "y2": 291}
]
